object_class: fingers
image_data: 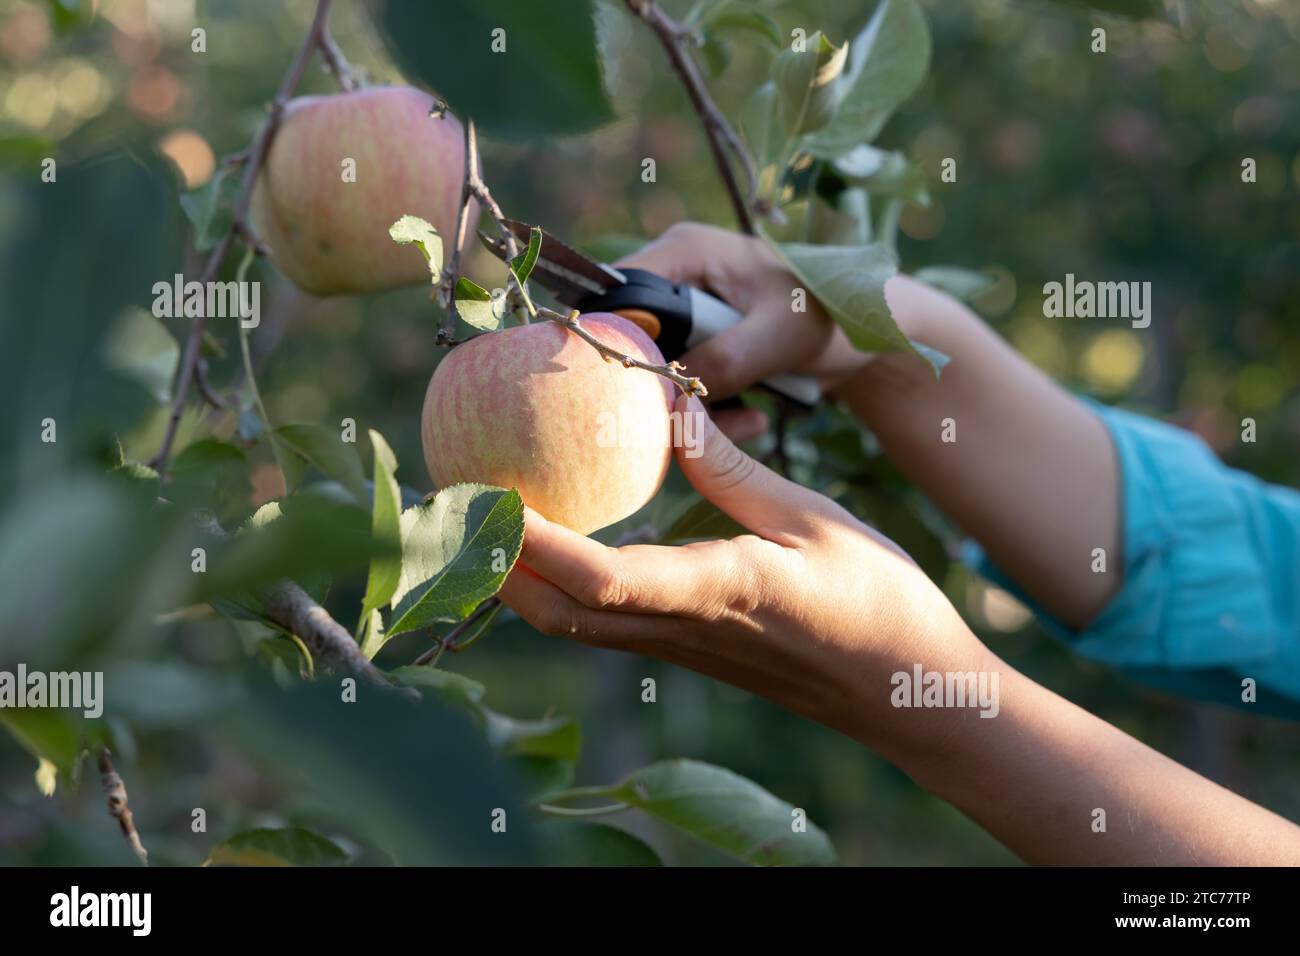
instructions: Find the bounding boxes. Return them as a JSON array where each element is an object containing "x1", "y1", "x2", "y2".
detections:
[
  {"x1": 674, "y1": 394, "x2": 841, "y2": 544},
  {"x1": 613, "y1": 221, "x2": 737, "y2": 289},
  {"x1": 498, "y1": 562, "x2": 687, "y2": 649},
  {"x1": 678, "y1": 297, "x2": 830, "y2": 399},
  {"x1": 511, "y1": 507, "x2": 748, "y2": 618}
]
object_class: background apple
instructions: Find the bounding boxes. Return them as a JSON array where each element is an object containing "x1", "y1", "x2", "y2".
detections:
[
  {"x1": 422, "y1": 314, "x2": 676, "y2": 535},
  {"x1": 251, "y1": 86, "x2": 466, "y2": 296}
]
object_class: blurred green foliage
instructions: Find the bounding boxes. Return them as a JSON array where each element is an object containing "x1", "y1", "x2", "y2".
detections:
[{"x1": 0, "y1": 0, "x2": 1297, "y2": 866}]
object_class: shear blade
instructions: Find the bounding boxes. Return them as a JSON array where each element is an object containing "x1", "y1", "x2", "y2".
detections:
[{"x1": 500, "y1": 219, "x2": 627, "y2": 304}]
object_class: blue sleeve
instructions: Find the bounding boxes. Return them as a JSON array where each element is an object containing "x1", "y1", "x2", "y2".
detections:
[{"x1": 963, "y1": 401, "x2": 1300, "y2": 719}]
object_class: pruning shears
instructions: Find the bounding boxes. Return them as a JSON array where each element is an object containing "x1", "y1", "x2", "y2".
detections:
[{"x1": 479, "y1": 219, "x2": 822, "y2": 409}]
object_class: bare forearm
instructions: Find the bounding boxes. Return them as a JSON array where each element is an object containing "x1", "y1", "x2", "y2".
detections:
[
  {"x1": 902, "y1": 666, "x2": 1300, "y2": 865},
  {"x1": 834, "y1": 275, "x2": 1120, "y2": 628}
]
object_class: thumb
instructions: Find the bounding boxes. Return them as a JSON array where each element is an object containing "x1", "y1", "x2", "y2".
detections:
[{"x1": 673, "y1": 394, "x2": 836, "y2": 546}]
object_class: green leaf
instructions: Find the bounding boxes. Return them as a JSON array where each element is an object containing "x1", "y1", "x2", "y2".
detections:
[
  {"x1": 702, "y1": 9, "x2": 782, "y2": 48},
  {"x1": 877, "y1": 197, "x2": 903, "y2": 260},
  {"x1": 772, "y1": 240, "x2": 912, "y2": 354},
  {"x1": 551, "y1": 759, "x2": 837, "y2": 866},
  {"x1": 909, "y1": 339, "x2": 951, "y2": 373},
  {"x1": 102, "y1": 307, "x2": 180, "y2": 403},
  {"x1": 803, "y1": 0, "x2": 931, "y2": 156},
  {"x1": 485, "y1": 710, "x2": 580, "y2": 800},
  {"x1": 388, "y1": 215, "x2": 444, "y2": 279},
  {"x1": 682, "y1": 0, "x2": 735, "y2": 29},
  {"x1": 740, "y1": 81, "x2": 787, "y2": 172},
  {"x1": 388, "y1": 485, "x2": 525, "y2": 637},
  {"x1": 535, "y1": 821, "x2": 662, "y2": 867},
  {"x1": 0, "y1": 710, "x2": 83, "y2": 796},
  {"x1": 773, "y1": 31, "x2": 849, "y2": 135},
  {"x1": 912, "y1": 266, "x2": 996, "y2": 302},
  {"x1": 389, "y1": 665, "x2": 487, "y2": 708},
  {"x1": 359, "y1": 430, "x2": 402, "y2": 655},
  {"x1": 357, "y1": 608, "x2": 384, "y2": 660},
  {"x1": 593, "y1": 0, "x2": 641, "y2": 114},
  {"x1": 205, "y1": 827, "x2": 349, "y2": 867},
  {"x1": 179, "y1": 165, "x2": 240, "y2": 252},
  {"x1": 454, "y1": 277, "x2": 505, "y2": 331},
  {"x1": 511, "y1": 227, "x2": 543, "y2": 286},
  {"x1": 169, "y1": 438, "x2": 251, "y2": 520},
  {"x1": 378, "y1": 0, "x2": 614, "y2": 138},
  {"x1": 829, "y1": 144, "x2": 929, "y2": 204},
  {"x1": 483, "y1": 710, "x2": 580, "y2": 762},
  {"x1": 806, "y1": 189, "x2": 872, "y2": 246},
  {"x1": 699, "y1": 31, "x2": 733, "y2": 77},
  {"x1": 275, "y1": 424, "x2": 367, "y2": 504},
  {"x1": 390, "y1": 664, "x2": 578, "y2": 798},
  {"x1": 660, "y1": 497, "x2": 749, "y2": 544}
]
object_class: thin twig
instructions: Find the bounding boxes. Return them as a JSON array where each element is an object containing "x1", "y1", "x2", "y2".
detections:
[
  {"x1": 98, "y1": 748, "x2": 148, "y2": 866},
  {"x1": 194, "y1": 359, "x2": 225, "y2": 410},
  {"x1": 150, "y1": 0, "x2": 337, "y2": 475},
  {"x1": 220, "y1": 147, "x2": 251, "y2": 169},
  {"x1": 439, "y1": 118, "x2": 527, "y2": 334},
  {"x1": 317, "y1": 28, "x2": 360, "y2": 91},
  {"x1": 439, "y1": 119, "x2": 481, "y2": 326},
  {"x1": 625, "y1": 0, "x2": 758, "y2": 234},
  {"x1": 412, "y1": 596, "x2": 502, "y2": 666},
  {"x1": 234, "y1": 219, "x2": 270, "y2": 258},
  {"x1": 539, "y1": 306, "x2": 708, "y2": 396}
]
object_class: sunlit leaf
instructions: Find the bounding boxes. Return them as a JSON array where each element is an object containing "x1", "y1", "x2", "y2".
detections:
[
  {"x1": 389, "y1": 484, "x2": 524, "y2": 636},
  {"x1": 773, "y1": 31, "x2": 848, "y2": 135},
  {"x1": 454, "y1": 277, "x2": 504, "y2": 331},
  {"x1": 802, "y1": 0, "x2": 930, "y2": 155},
  {"x1": 388, "y1": 214, "x2": 443, "y2": 279},
  {"x1": 359, "y1": 430, "x2": 402, "y2": 657}
]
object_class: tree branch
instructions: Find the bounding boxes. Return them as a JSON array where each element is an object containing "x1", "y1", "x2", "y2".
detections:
[
  {"x1": 150, "y1": 0, "x2": 338, "y2": 475},
  {"x1": 192, "y1": 512, "x2": 416, "y2": 698},
  {"x1": 98, "y1": 748, "x2": 148, "y2": 866},
  {"x1": 259, "y1": 578, "x2": 413, "y2": 696},
  {"x1": 624, "y1": 0, "x2": 758, "y2": 234},
  {"x1": 317, "y1": 27, "x2": 361, "y2": 91}
]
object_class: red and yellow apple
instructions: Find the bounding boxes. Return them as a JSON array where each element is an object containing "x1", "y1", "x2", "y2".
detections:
[
  {"x1": 422, "y1": 314, "x2": 676, "y2": 535},
  {"x1": 251, "y1": 86, "x2": 465, "y2": 296}
]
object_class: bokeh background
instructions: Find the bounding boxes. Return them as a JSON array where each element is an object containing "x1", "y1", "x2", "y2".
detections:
[{"x1": 1, "y1": 0, "x2": 1297, "y2": 865}]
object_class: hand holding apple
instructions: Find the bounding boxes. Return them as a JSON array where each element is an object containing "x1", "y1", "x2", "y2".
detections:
[{"x1": 496, "y1": 393, "x2": 998, "y2": 763}]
